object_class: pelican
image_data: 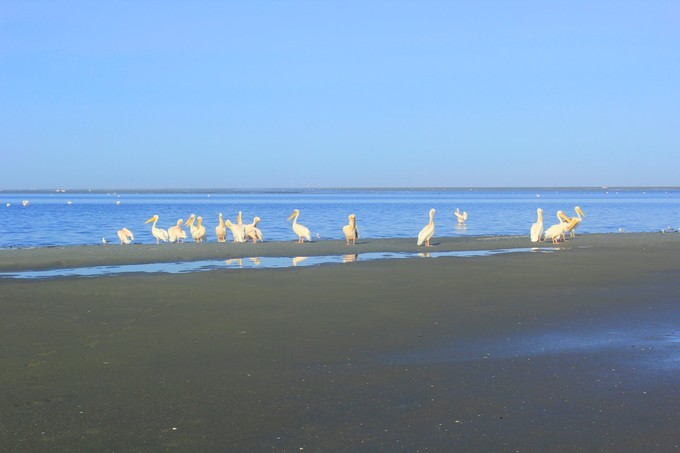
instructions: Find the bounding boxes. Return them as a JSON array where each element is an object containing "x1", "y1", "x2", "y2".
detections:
[
  {"x1": 563, "y1": 206, "x2": 586, "y2": 237},
  {"x1": 543, "y1": 211, "x2": 569, "y2": 244},
  {"x1": 168, "y1": 219, "x2": 187, "y2": 243},
  {"x1": 288, "y1": 209, "x2": 311, "y2": 243},
  {"x1": 530, "y1": 208, "x2": 544, "y2": 242},
  {"x1": 343, "y1": 213, "x2": 359, "y2": 245},
  {"x1": 185, "y1": 214, "x2": 198, "y2": 238},
  {"x1": 192, "y1": 216, "x2": 207, "y2": 242},
  {"x1": 215, "y1": 213, "x2": 227, "y2": 243},
  {"x1": 144, "y1": 215, "x2": 169, "y2": 244},
  {"x1": 244, "y1": 216, "x2": 263, "y2": 243},
  {"x1": 117, "y1": 227, "x2": 134, "y2": 245},
  {"x1": 417, "y1": 208, "x2": 436, "y2": 246},
  {"x1": 454, "y1": 208, "x2": 468, "y2": 224},
  {"x1": 225, "y1": 219, "x2": 246, "y2": 242},
  {"x1": 236, "y1": 211, "x2": 247, "y2": 238}
]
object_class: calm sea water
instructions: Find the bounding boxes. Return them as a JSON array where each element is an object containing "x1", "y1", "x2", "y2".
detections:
[{"x1": 1, "y1": 188, "x2": 678, "y2": 249}]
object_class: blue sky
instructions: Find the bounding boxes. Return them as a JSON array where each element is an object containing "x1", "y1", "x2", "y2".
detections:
[{"x1": 1, "y1": 1, "x2": 678, "y2": 189}]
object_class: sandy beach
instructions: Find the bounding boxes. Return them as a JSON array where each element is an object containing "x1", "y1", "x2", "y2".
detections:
[{"x1": 2, "y1": 233, "x2": 680, "y2": 451}]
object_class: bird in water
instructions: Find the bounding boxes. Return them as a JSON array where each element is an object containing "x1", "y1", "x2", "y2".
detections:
[{"x1": 454, "y1": 208, "x2": 468, "y2": 224}]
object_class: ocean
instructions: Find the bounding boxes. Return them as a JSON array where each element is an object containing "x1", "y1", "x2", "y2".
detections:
[{"x1": 1, "y1": 188, "x2": 678, "y2": 249}]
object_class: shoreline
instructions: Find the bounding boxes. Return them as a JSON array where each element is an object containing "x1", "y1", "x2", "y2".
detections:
[{"x1": 0, "y1": 232, "x2": 672, "y2": 272}]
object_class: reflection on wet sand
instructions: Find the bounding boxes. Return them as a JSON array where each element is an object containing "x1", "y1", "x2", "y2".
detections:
[
  {"x1": 292, "y1": 256, "x2": 308, "y2": 266},
  {"x1": 1, "y1": 247, "x2": 559, "y2": 279},
  {"x1": 342, "y1": 254, "x2": 358, "y2": 263}
]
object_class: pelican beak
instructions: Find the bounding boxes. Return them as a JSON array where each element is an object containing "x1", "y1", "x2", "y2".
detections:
[
  {"x1": 144, "y1": 216, "x2": 156, "y2": 224},
  {"x1": 576, "y1": 206, "x2": 585, "y2": 217},
  {"x1": 558, "y1": 211, "x2": 571, "y2": 222},
  {"x1": 287, "y1": 213, "x2": 295, "y2": 221}
]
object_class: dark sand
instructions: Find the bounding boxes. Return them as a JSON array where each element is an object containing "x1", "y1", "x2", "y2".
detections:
[{"x1": 1, "y1": 233, "x2": 680, "y2": 451}]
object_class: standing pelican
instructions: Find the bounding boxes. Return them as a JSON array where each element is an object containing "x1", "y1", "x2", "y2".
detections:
[
  {"x1": 530, "y1": 208, "x2": 544, "y2": 242},
  {"x1": 543, "y1": 210, "x2": 569, "y2": 244},
  {"x1": 215, "y1": 213, "x2": 227, "y2": 243},
  {"x1": 185, "y1": 214, "x2": 198, "y2": 239},
  {"x1": 225, "y1": 219, "x2": 246, "y2": 242},
  {"x1": 564, "y1": 206, "x2": 586, "y2": 237},
  {"x1": 192, "y1": 216, "x2": 207, "y2": 242},
  {"x1": 168, "y1": 219, "x2": 187, "y2": 243},
  {"x1": 288, "y1": 209, "x2": 311, "y2": 243},
  {"x1": 454, "y1": 208, "x2": 468, "y2": 224},
  {"x1": 144, "y1": 215, "x2": 169, "y2": 244},
  {"x1": 117, "y1": 228, "x2": 134, "y2": 245},
  {"x1": 244, "y1": 217, "x2": 263, "y2": 243},
  {"x1": 343, "y1": 213, "x2": 359, "y2": 245},
  {"x1": 417, "y1": 208, "x2": 436, "y2": 246}
]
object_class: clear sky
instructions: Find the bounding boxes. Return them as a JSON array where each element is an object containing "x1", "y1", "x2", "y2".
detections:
[{"x1": 1, "y1": 1, "x2": 678, "y2": 189}]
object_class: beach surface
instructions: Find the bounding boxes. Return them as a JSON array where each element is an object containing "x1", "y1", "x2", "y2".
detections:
[{"x1": 2, "y1": 233, "x2": 680, "y2": 451}]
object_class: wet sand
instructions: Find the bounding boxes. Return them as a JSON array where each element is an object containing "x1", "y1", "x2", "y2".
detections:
[{"x1": 2, "y1": 233, "x2": 680, "y2": 451}]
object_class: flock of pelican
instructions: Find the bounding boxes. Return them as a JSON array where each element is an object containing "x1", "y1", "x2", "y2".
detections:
[
  {"x1": 113, "y1": 206, "x2": 584, "y2": 247},
  {"x1": 530, "y1": 206, "x2": 586, "y2": 244}
]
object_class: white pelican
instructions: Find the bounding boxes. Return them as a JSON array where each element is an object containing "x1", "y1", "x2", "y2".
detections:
[
  {"x1": 530, "y1": 208, "x2": 544, "y2": 242},
  {"x1": 215, "y1": 213, "x2": 227, "y2": 243},
  {"x1": 225, "y1": 219, "x2": 246, "y2": 242},
  {"x1": 168, "y1": 219, "x2": 187, "y2": 243},
  {"x1": 417, "y1": 208, "x2": 436, "y2": 246},
  {"x1": 117, "y1": 227, "x2": 134, "y2": 245},
  {"x1": 288, "y1": 209, "x2": 311, "y2": 243},
  {"x1": 563, "y1": 206, "x2": 586, "y2": 237},
  {"x1": 192, "y1": 216, "x2": 207, "y2": 242},
  {"x1": 236, "y1": 211, "x2": 247, "y2": 238},
  {"x1": 185, "y1": 214, "x2": 198, "y2": 238},
  {"x1": 454, "y1": 208, "x2": 468, "y2": 224},
  {"x1": 244, "y1": 216, "x2": 263, "y2": 243},
  {"x1": 343, "y1": 213, "x2": 359, "y2": 245},
  {"x1": 543, "y1": 211, "x2": 569, "y2": 244},
  {"x1": 144, "y1": 215, "x2": 169, "y2": 244}
]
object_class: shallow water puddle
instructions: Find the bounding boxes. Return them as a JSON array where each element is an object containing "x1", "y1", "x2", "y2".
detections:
[{"x1": 0, "y1": 247, "x2": 558, "y2": 279}]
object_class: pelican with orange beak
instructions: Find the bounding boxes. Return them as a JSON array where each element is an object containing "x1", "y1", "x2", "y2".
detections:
[
  {"x1": 145, "y1": 215, "x2": 169, "y2": 244},
  {"x1": 288, "y1": 209, "x2": 311, "y2": 243}
]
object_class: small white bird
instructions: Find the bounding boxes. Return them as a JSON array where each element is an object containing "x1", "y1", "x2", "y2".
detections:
[
  {"x1": 102, "y1": 237, "x2": 109, "y2": 244},
  {"x1": 417, "y1": 208, "x2": 436, "y2": 246}
]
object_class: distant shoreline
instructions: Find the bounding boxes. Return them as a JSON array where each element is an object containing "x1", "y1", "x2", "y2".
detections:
[{"x1": 2, "y1": 186, "x2": 679, "y2": 194}]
